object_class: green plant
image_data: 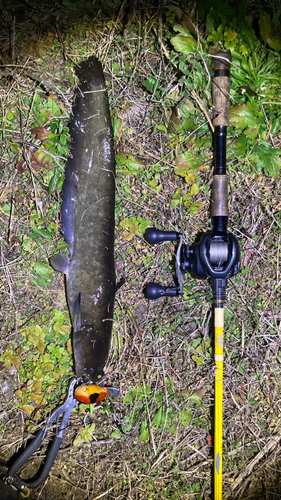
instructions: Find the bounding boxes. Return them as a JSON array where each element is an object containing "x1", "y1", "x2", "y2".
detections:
[
  {"x1": 167, "y1": 19, "x2": 281, "y2": 179},
  {"x1": 0, "y1": 311, "x2": 72, "y2": 418}
]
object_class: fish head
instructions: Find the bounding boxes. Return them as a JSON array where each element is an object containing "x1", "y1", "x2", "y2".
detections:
[{"x1": 73, "y1": 323, "x2": 107, "y2": 383}]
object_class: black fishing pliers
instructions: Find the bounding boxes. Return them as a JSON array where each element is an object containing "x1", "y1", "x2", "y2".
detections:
[{"x1": 0, "y1": 378, "x2": 78, "y2": 496}]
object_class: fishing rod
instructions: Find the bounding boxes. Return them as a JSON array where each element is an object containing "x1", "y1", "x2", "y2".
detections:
[{"x1": 145, "y1": 52, "x2": 241, "y2": 499}]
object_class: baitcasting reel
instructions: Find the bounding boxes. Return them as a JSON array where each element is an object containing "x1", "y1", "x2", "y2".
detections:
[{"x1": 145, "y1": 227, "x2": 240, "y2": 301}]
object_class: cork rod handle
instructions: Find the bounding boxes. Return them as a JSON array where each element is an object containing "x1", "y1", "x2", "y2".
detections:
[{"x1": 212, "y1": 52, "x2": 231, "y2": 127}]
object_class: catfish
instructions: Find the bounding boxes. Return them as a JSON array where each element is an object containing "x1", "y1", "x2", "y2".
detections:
[{"x1": 51, "y1": 57, "x2": 115, "y2": 384}]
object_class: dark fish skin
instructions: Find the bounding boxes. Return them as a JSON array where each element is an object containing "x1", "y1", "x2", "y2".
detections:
[{"x1": 56, "y1": 57, "x2": 115, "y2": 383}]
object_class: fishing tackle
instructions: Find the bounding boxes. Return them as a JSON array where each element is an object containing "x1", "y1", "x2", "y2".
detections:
[
  {"x1": 0, "y1": 378, "x2": 78, "y2": 496},
  {"x1": 145, "y1": 52, "x2": 241, "y2": 500},
  {"x1": 0, "y1": 380, "x2": 120, "y2": 497},
  {"x1": 75, "y1": 384, "x2": 119, "y2": 405}
]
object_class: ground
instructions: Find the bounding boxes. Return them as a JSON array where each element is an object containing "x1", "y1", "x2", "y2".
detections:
[{"x1": 0, "y1": 1, "x2": 281, "y2": 499}]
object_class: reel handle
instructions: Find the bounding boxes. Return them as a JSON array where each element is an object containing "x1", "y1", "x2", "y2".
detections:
[
  {"x1": 145, "y1": 283, "x2": 179, "y2": 300},
  {"x1": 146, "y1": 228, "x2": 180, "y2": 245}
]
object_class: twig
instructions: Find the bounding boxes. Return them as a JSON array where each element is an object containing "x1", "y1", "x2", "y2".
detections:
[
  {"x1": 149, "y1": 18, "x2": 171, "y2": 62},
  {"x1": 23, "y1": 147, "x2": 42, "y2": 218},
  {"x1": 11, "y1": 16, "x2": 15, "y2": 61},
  {"x1": 261, "y1": 102, "x2": 275, "y2": 147},
  {"x1": 8, "y1": 174, "x2": 17, "y2": 244},
  {"x1": 24, "y1": 142, "x2": 66, "y2": 171},
  {"x1": 0, "y1": 255, "x2": 22, "y2": 269},
  {"x1": 23, "y1": 89, "x2": 37, "y2": 139},
  {"x1": 92, "y1": 483, "x2": 123, "y2": 500},
  {"x1": 230, "y1": 431, "x2": 281, "y2": 493},
  {"x1": 190, "y1": 89, "x2": 214, "y2": 133},
  {"x1": 1, "y1": 245, "x2": 15, "y2": 305}
]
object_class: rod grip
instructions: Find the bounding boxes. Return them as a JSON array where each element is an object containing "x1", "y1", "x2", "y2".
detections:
[
  {"x1": 212, "y1": 52, "x2": 231, "y2": 127},
  {"x1": 211, "y1": 175, "x2": 228, "y2": 217}
]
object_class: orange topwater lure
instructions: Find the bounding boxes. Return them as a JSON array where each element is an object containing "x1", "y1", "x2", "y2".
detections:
[
  {"x1": 75, "y1": 384, "x2": 119, "y2": 405},
  {"x1": 75, "y1": 384, "x2": 108, "y2": 405}
]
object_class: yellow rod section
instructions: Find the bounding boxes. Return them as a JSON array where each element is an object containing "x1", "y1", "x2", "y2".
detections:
[{"x1": 214, "y1": 306, "x2": 224, "y2": 500}]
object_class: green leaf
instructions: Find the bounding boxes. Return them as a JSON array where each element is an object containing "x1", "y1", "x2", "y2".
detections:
[
  {"x1": 190, "y1": 394, "x2": 202, "y2": 404},
  {"x1": 182, "y1": 118, "x2": 196, "y2": 131},
  {"x1": 31, "y1": 227, "x2": 53, "y2": 239},
  {"x1": 111, "y1": 429, "x2": 122, "y2": 439},
  {"x1": 60, "y1": 133, "x2": 67, "y2": 145},
  {"x1": 207, "y1": 24, "x2": 224, "y2": 44},
  {"x1": 73, "y1": 423, "x2": 96, "y2": 447},
  {"x1": 6, "y1": 111, "x2": 15, "y2": 121},
  {"x1": 206, "y1": 15, "x2": 215, "y2": 34},
  {"x1": 271, "y1": 118, "x2": 280, "y2": 136},
  {"x1": 191, "y1": 338, "x2": 202, "y2": 349},
  {"x1": 116, "y1": 154, "x2": 145, "y2": 175},
  {"x1": 170, "y1": 34, "x2": 197, "y2": 54},
  {"x1": 143, "y1": 77, "x2": 156, "y2": 93},
  {"x1": 259, "y1": 12, "x2": 271, "y2": 45},
  {"x1": 224, "y1": 30, "x2": 237, "y2": 42},
  {"x1": 37, "y1": 276, "x2": 52, "y2": 287},
  {"x1": 173, "y1": 24, "x2": 192, "y2": 36},
  {"x1": 240, "y1": 28, "x2": 257, "y2": 52},
  {"x1": 240, "y1": 44, "x2": 248, "y2": 55},
  {"x1": 192, "y1": 355, "x2": 205, "y2": 366},
  {"x1": 112, "y1": 115, "x2": 121, "y2": 139},
  {"x1": 251, "y1": 143, "x2": 281, "y2": 179},
  {"x1": 266, "y1": 35, "x2": 281, "y2": 52},
  {"x1": 179, "y1": 409, "x2": 192, "y2": 426},
  {"x1": 190, "y1": 184, "x2": 199, "y2": 195},
  {"x1": 1, "y1": 204, "x2": 10, "y2": 215},
  {"x1": 231, "y1": 135, "x2": 248, "y2": 158},
  {"x1": 49, "y1": 168, "x2": 62, "y2": 194},
  {"x1": 152, "y1": 406, "x2": 165, "y2": 428},
  {"x1": 124, "y1": 392, "x2": 134, "y2": 404},
  {"x1": 175, "y1": 163, "x2": 190, "y2": 178},
  {"x1": 139, "y1": 419, "x2": 149, "y2": 442},
  {"x1": 192, "y1": 483, "x2": 200, "y2": 492},
  {"x1": 229, "y1": 103, "x2": 263, "y2": 139}
]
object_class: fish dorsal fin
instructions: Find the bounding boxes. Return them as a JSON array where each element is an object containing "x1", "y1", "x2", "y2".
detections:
[{"x1": 50, "y1": 253, "x2": 70, "y2": 274}]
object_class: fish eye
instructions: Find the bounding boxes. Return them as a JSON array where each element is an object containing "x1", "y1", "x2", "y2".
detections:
[{"x1": 88, "y1": 368, "x2": 94, "y2": 373}]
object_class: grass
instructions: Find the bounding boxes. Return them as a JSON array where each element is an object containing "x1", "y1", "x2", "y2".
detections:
[{"x1": 0, "y1": 1, "x2": 281, "y2": 499}]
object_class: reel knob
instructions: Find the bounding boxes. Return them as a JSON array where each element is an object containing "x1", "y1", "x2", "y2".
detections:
[
  {"x1": 146, "y1": 228, "x2": 180, "y2": 245},
  {"x1": 146, "y1": 282, "x2": 179, "y2": 300}
]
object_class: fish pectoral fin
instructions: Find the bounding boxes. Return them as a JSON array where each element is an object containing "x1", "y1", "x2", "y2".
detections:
[
  {"x1": 116, "y1": 276, "x2": 125, "y2": 293},
  {"x1": 50, "y1": 253, "x2": 70, "y2": 274},
  {"x1": 107, "y1": 387, "x2": 120, "y2": 398}
]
